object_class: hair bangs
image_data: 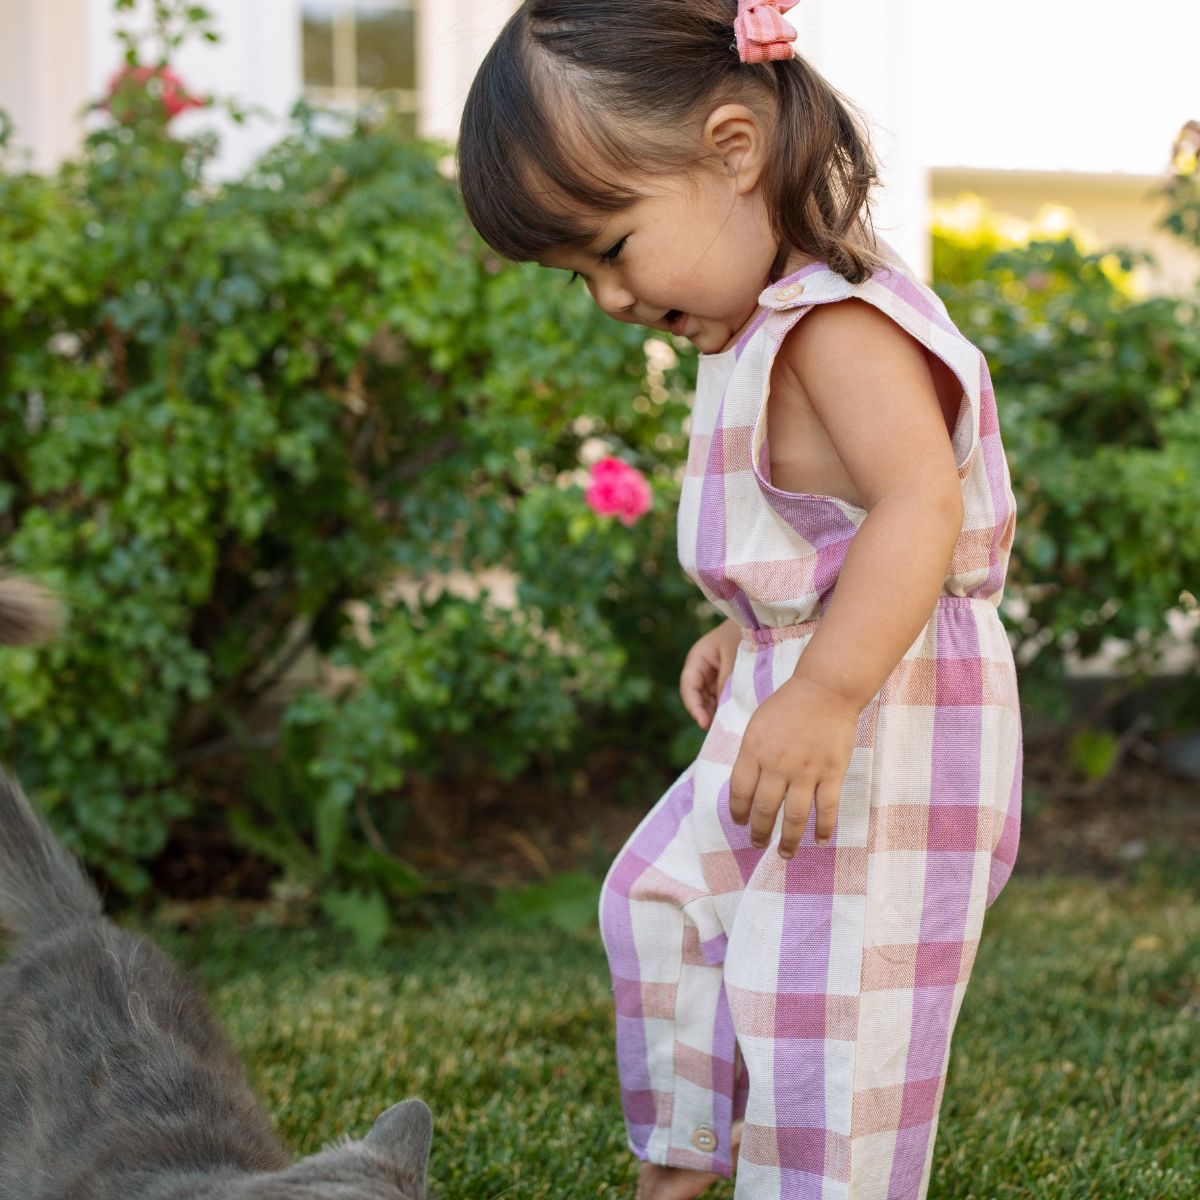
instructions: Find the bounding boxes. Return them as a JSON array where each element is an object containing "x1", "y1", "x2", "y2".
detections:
[
  {"x1": 460, "y1": 1, "x2": 880, "y2": 282},
  {"x1": 458, "y1": 10, "x2": 642, "y2": 261}
]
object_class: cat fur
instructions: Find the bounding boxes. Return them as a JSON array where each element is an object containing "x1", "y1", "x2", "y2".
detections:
[{"x1": 0, "y1": 580, "x2": 433, "y2": 1199}]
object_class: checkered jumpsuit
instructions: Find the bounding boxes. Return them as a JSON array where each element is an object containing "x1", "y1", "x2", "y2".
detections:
[{"x1": 599, "y1": 259, "x2": 1023, "y2": 1199}]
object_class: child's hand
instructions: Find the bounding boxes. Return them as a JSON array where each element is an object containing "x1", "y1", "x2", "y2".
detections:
[
  {"x1": 679, "y1": 619, "x2": 742, "y2": 729},
  {"x1": 728, "y1": 677, "x2": 859, "y2": 857}
]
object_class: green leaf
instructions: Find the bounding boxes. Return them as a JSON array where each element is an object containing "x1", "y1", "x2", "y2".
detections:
[
  {"x1": 494, "y1": 872, "x2": 602, "y2": 933},
  {"x1": 228, "y1": 810, "x2": 316, "y2": 878},
  {"x1": 314, "y1": 791, "x2": 346, "y2": 876},
  {"x1": 363, "y1": 847, "x2": 426, "y2": 895},
  {"x1": 1068, "y1": 729, "x2": 1121, "y2": 782},
  {"x1": 321, "y1": 887, "x2": 390, "y2": 953}
]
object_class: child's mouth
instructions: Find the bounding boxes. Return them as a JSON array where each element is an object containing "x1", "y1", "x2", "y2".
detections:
[{"x1": 665, "y1": 309, "x2": 688, "y2": 336}]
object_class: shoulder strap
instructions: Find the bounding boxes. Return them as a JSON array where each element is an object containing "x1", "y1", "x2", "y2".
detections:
[{"x1": 755, "y1": 262, "x2": 987, "y2": 475}]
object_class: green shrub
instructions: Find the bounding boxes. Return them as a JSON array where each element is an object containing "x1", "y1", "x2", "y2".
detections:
[
  {"x1": 0, "y1": 4, "x2": 703, "y2": 906},
  {"x1": 1162, "y1": 121, "x2": 1200, "y2": 252},
  {"x1": 3, "y1": 2, "x2": 1194, "y2": 916},
  {"x1": 934, "y1": 225, "x2": 1199, "y2": 710}
]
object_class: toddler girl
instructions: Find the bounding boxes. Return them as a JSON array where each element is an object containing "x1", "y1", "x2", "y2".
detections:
[{"x1": 459, "y1": 3, "x2": 1022, "y2": 1198}]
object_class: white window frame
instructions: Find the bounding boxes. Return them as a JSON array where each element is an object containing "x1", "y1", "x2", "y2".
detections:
[{"x1": 301, "y1": 0, "x2": 418, "y2": 116}]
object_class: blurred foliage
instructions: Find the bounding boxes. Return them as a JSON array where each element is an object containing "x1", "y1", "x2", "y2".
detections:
[
  {"x1": 1066, "y1": 728, "x2": 1121, "y2": 783},
  {"x1": 493, "y1": 872, "x2": 602, "y2": 933},
  {"x1": 933, "y1": 155, "x2": 1200, "y2": 713},
  {"x1": 1162, "y1": 120, "x2": 1200, "y2": 252},
  {"x1": 2, "y1": 1, "x2": 1196, "y2": 931},
  {"x1": 0, "y1": 2, "x2": 703, "y2": 926},
  {"x1": 932, "y1": 195, "x2": 1023, "y2": 292}
]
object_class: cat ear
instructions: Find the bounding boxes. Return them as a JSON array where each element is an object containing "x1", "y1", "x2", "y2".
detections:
[{"x1": 365, "y1": 1098, "x2": 433, "y2": 1178}]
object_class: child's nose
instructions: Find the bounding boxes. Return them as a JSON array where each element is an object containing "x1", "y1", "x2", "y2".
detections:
[{"x1": 591, "y1": 278, "x2": 637, "y2": 320}]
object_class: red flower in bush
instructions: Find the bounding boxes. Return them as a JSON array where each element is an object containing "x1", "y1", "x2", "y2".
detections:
[
  {"x1": 105, "y1": 64, "x2": 206, "y2": 123},
  {"x1": 585, "y1": 457, "x2": 653, "y2": 526}
]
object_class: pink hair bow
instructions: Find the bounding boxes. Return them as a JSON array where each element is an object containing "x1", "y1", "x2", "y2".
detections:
[{"x1": 734, "y1": 0, "x2": 800, "y2": 64}]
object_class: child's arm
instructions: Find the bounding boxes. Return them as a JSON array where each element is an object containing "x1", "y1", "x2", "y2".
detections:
[{"x1": 728, "y1": 299, "x2": 965, "y2": 858}]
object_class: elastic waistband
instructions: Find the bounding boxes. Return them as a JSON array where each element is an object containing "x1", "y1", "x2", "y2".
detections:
[
  {"x1": 741, "y1": 621, "x2": 818, "y2": 647},
  {"x1": 738, "y1": 595, "x2": 997, "y2": 648}
]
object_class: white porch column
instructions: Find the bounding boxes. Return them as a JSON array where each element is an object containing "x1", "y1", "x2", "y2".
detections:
[
  {"x1": 0, "y1": 0, "x2": 90, "y2": 172},
  {"x1": 793, "y1": 0, "x2": 931, "y2": 278},
  {"x1": 418, "y1": 0, "x2": 519, "y2": 144}
]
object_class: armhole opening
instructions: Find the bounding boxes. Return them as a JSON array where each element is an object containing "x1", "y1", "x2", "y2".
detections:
[{"x1": 749, "y1": 308, "x2": 870, "y2": 518}]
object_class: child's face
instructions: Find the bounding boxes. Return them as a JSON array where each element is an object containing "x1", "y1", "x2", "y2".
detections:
[{"x1": 538, "y1": 164, "x2": 780, "y2": 356}]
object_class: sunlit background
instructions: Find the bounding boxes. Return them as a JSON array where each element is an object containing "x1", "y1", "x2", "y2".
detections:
[{"x1": 0, "y1": 0, "x2": 1194, "y2": 287}]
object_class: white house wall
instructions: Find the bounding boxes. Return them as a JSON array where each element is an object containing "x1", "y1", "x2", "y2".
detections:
[
  {"x1": 794, "y1": 0, "x2": 929, "y2": 278},
  {"x1": 418, "y1": 0, "x2": 519, "y2": 143},
  {"x1": 916, "y1": 0, "x2": 1198, "y2": 177}
]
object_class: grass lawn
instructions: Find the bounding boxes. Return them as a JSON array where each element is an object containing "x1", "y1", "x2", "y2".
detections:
[{"x1": 146, "y1": 866, "x2": 1199, "y2": 1200}]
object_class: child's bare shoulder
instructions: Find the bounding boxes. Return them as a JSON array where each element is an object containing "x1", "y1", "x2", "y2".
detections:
[
  {"x1": 774, "y1": 298, "x2": 962, "y2": 446},
  {"x1": 777, "y1": 298, "x2": 928, "y2": 389},
  {"x1": 767, "y1": 298, "x2": 963, "y2": 505}
]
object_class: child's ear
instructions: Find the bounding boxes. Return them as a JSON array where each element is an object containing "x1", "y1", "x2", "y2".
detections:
[{"x1": 702, "y1": 104, "x2": 769, "y2": 195}]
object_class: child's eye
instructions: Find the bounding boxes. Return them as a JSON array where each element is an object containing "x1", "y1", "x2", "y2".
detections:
[{"x1": 599, "y1": 236, "x2": 628, "y2": 265}]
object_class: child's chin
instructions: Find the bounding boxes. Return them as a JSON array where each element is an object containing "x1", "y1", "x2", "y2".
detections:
[{"x1": 691, "y1": 329, "x2": 731, "y2": 355}]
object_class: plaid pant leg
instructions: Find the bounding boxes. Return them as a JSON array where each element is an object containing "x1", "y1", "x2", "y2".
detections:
[
  {"x1": 720, "y1": 727, "x2": 876, "y2": 1200},
  {"x1": 845, "y1": 602, "x2": 1023, "y2": 1200},
  {"x1": 599, "y1": 768, "x2": 740, "y2": 1177},
  {"x1": 720, "y1": 779, "x2": 996, "y2": 1200}
]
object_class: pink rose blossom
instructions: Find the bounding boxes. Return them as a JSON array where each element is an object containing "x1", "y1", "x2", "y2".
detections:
[
  {"x1": 585, "y1": 457, "x2": 652, "y2": 526},
  {"x1": 105, "y1": 64, "x2": 206, "y2": 123}
]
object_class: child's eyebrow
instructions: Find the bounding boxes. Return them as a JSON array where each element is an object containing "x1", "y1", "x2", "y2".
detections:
[
  {"x1": 535, "y1": 234, "x2": 601, "y2": 267},
  {"x1": 562, "y1": 222, "x2": 612, "y2": 254}
]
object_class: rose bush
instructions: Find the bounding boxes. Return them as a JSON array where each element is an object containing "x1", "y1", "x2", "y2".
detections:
[
  {"x1": 2, "y1": 3, "x2": 1194, "y2": 927},
  {"x1": 105, "y1": 64, "x2": 206, "y2": 123},
  {"x1": 0, "y1": 2, "x2": 705, "y2": 919}
]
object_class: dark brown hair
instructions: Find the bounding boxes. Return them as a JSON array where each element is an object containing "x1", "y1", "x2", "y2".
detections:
[{"x1": 458, "y1": 0, "x2": 880, "y2": 282}]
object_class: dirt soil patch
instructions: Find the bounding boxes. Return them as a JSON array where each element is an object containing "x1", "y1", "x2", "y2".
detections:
[
  {"x1": 1016, "y1": 729, "x2": 1198, "y2": 877},
  {"x1": 150, "y1": 724, "x2": 1199, "y2": 905}
]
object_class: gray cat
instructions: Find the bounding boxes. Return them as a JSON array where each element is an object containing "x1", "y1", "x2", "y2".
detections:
[{"x1": 0, "y1": 579, "x2": 434, "y2": 1199}]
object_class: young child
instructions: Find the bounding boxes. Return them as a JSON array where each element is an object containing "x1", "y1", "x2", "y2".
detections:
[{"x1": 458, "y1": 3, "x2": 1022, "y2": 1198}]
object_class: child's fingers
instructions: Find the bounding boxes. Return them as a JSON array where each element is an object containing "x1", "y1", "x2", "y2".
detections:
[
  {"x1": 680, "y1": 646, "x2": 712, "y2": 686},
  {"x1": 777, "y1": 786, "x2": 813, "y2": 859},
  {"x1": 679, "y1": 666, "x2": 716, "y2": 728},
  {"x1": 777, "y1": 772, "x2": 843, "y2": 855},
  {"x1": 777, "y1": 773, "x2": 819, "y2": 857},
  {"x1": 727, "y1": 754, "x2": 760, "y2": 825},
  {"x1": 813, "y1": 774, "x2": 845, "y2": 845},
  {"x1": 687, "y1": 695, "x2": 715, "y2": 729},
  {"x1": 747, "y1": 771, "x2": 787, "y2": 849}
]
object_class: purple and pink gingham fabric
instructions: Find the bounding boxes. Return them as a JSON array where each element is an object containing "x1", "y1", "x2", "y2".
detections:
[{"x1": 599, "y1": 255, "x2": 1022, "y2": 1199}]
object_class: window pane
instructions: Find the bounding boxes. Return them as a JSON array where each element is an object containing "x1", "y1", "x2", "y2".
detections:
[
  {"x1": 301, "y1": 3, "x2": 336, "y2": 88},
  {"x1": 355, "y1": 3, "x2": 416, "y2": 92}
]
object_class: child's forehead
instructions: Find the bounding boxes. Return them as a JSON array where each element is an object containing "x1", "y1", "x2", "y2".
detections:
[{"x1": 535, "y1": 244, "x2": 582, "y2": 271}]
